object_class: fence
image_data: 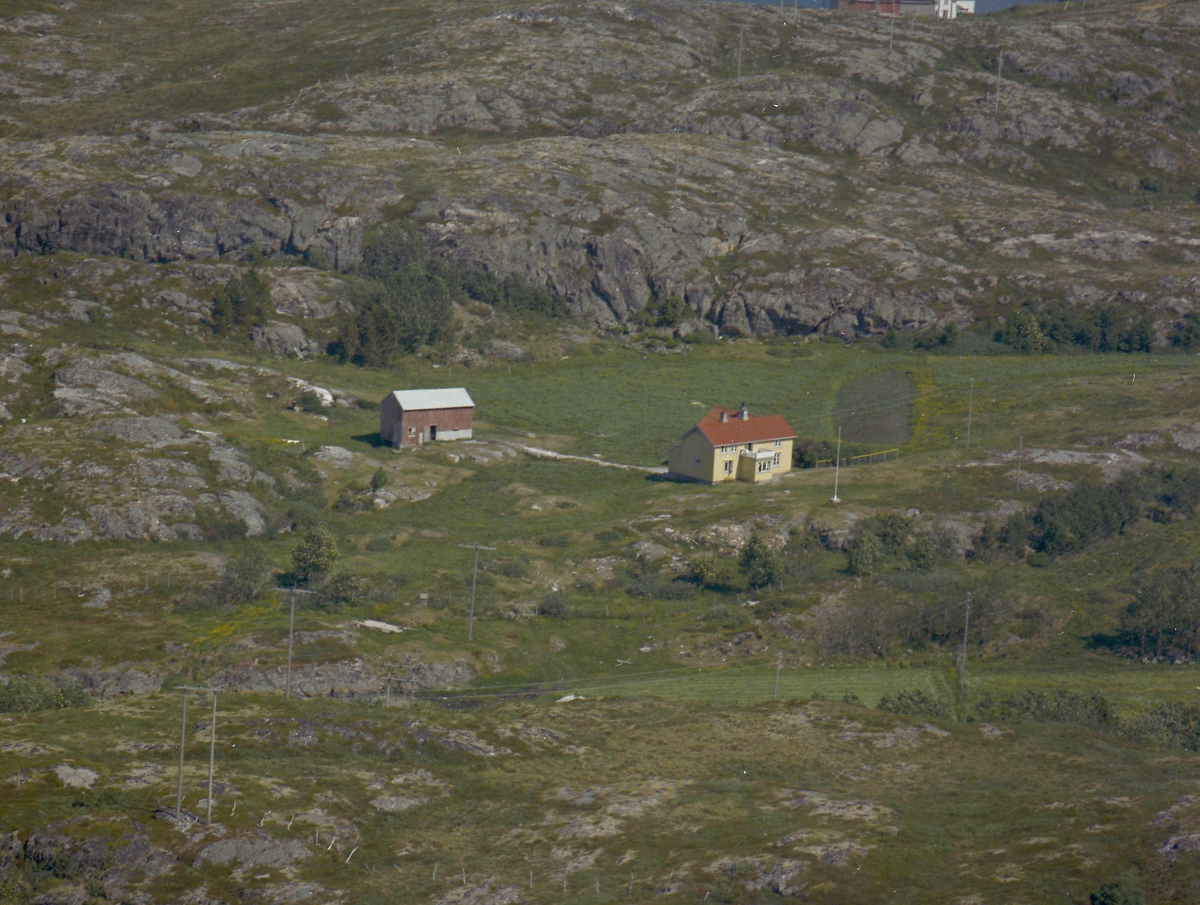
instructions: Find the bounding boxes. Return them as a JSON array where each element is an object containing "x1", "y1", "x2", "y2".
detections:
[{"x1": 814, "y1": 447, "x2": 900, "y2": 468}]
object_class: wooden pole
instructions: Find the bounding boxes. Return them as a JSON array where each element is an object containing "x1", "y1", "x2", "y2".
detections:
[
  {"x1": 206, "y1": 692, "x2": 217, "y2": 825},
  {"x1": 175, "y1": 690, "x2": 188, "y2": 819}
]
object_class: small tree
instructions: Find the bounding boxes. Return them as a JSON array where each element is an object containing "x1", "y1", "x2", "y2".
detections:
[
  {"x1": 740, "y1": 533, "x2": 779, "y2": 588},
  {"x1": 291, "y1": 525, "x2": 340, "y2": 582},
  {"x1": 211, "y1": 269, "x2": 270, "y2": 333},
  {"x1": 213, "y1": 545, "x2": 271, "y2": 606},
  {"x1": 847, "y1": 532, "x2": 883, "y2": 577},
  {"x1": 370, "y1": 467, "x2": 388, "y2": 493}
]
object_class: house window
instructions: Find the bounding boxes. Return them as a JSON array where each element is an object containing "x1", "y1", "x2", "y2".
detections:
[
  {"x1": 723, "y1": 460, "x2": 733, "y2": 475},
  {"x1": 694, "y1": 458, "x2": 702, "y2": 466},
  {"x1": 774, "y1": 440, "x2": 782, "y2": 448},
  {"x1": 757, "y1": 460, "x2": 770, "y2": 473},
  {"x1": 408, "y1": 426, "x2": 415, "y2": 436},
  {"x1": 773, "y1": 453, "x2": 781, "y2": 468}
]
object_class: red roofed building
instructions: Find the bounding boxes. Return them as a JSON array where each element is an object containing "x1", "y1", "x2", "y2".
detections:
[{"x1": 668, "y1": 404, "x2": 796, "y2": 484}]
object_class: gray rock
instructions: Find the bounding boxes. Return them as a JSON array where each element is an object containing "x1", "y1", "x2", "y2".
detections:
[
  {"x1": 312, "y1": 446, "x2": 355, "y2": 467},
  {"x1": 216, "y1": 490, "x2": 268, "y2": 536},
  {"x1": 251, "y1": 321, "x2": 321, "y2": 357},
  {"x1": 192, "y1": 836, "x2": 310, "y2": 870}
]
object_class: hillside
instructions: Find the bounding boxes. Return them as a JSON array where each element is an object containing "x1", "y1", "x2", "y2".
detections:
[
  {"x1": 4, "y1": 2, "x2": 1200, "y2": 904},
  {"x1": 2, "y1": 0, "x2": 1199, "y2": 337}
]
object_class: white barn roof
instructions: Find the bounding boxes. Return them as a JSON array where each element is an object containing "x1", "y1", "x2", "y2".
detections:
[{"x1": 389, "y1": 387, "x2": 474, "y2": 411}]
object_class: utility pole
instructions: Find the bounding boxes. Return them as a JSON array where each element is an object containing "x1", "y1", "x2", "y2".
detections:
[
  {"x1": 458, "y1": 543, "x2": 496, "y2": 641},
  {"x1": 206, "y1": 691, "x2": 218, "y2": 825},
  {"x1": 1015, "y1": 435, "x2": 1023, "y2": 491},
  {"x1": 831, "y1": 426, "x2": 842, "y2": 503},
  {"x1": 272, "y1": 587, "x2": 315, "y2": 700},
  {"x1": 737, "y1": 27, "x2": 745, "y2": 83},
  {"x1": 174, "y1": 685, "x2": 218, "y2": 824},
  {"x1": 958, "y1": 593, "x2": 971, "y2": 712},
  {"x1": 175, "y1": 688, "x2": 189, "y2": 819},
  {"x1": 965, "y1": 377, "x2": 973, "y2": 452},
  {"x1": 888, "y1": 11, "x2": 895, "y2": 53},
  {"x1": 995, "y1": 51, "x2": 1002, "y2": 118},
  {"x1": 673, "y1": 128, "x2": 680, "y2": 193},
  {"x1": 773, "y1": 653, "x2": 782, "y2": 701}
]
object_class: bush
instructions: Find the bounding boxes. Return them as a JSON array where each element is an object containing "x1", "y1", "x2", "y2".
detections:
[
  {"x1": 313, "y1": 571, "x2": 362, "y2": 610},
  {"x1": 1007, "y1": 472, "x2": 1147, "y2": 557},
  {"x1": 974, "y1": 689, "x2": 1113, "y2": 730},
  {"x1": 538, "y1": 593, "x2": 568, "y2": 617},
  {"x1": 296, "y1": 391, "x2": 325, "y2": 414},
  {"x1": 739, "y1": 533, "x2": 779, "y2": 588},
  {"x1": 876, "y1": 688, "x2": 947, "y2": 718},
  {"x1": 365, "y1": 536, "x2": 393, "y2": 552},
  {"x1": 211, "y1": 269, "x2": 270, "y2": 332},
  {"x1": 291, "y1": 525, "x2": 340, "y2": 581},
  {"x1": 209, "y1": 545, "x2": 270, "y2": 607},
  {"x1": 627, "y1": 576, "x2": 697, "y2": 600},
  {"x1": 0, "y1": 677, "x2": 89, "y2": 713},
  {"x1": 494, "y1": 559, "x2": 530, "y2": 579},
  {"x1": 1088, "y1": 876, "x2": 1144, "y2": 905},
  {"x1": 1117, "y1": 565, "x2": 1200, "y2": 661},
  {"x1": 847, "y1": 532, "x2": 884, "y2": 576},
  {"x1": 536, "y1": 533, "x2": 571, "y2": 549},
  {"x1": 1119, "y1": 701, "x2": 1200, "y2": 751},
  {"x1": 996, "y1": 300, "x2": 1154, "y2": 354}
]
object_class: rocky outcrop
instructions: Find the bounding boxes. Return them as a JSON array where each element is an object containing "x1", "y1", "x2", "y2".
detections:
[{"x1": 0, "y1": 188, "x2": 362, "y2": 270}]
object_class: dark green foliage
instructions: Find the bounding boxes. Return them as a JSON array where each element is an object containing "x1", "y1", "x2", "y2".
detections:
[
  {"x1": 0, "y1": 676, "x2": 88, "y2": 713},
  {"x1": 211, "y1": 269, "x2": 270, "y2": 332},
  {"x1": 365, "y1": 536, "x2": 393, "y2": 552},
  {"x1": 995, "y1": 300, "x2": 1154, "y2": 354},
  {"x1": 296, "y1": 391, "x2": 325, "y2": 414},
  {"x1": 209, "y1": 545, "x2": 270, "y2": 607},
  {"x1": 291, "y1": 524, "x2": 340, "y2": 581},
  {"x1": 457, "y1": 267, "x2": 571, "y2": 318},
  {"x1": 632, "y1": 296, "x2": 692, "y2": 329},
  {"x1": 494, "y1": 559, "x2": 530, "y2": 579},
  {"x1": 739, "y1": 532, "x2": 779, "y2": 588},
  {"x1": 847, "y1": 531, "x2": 883, "y2": 576},
  {"x1": 370, "y1": 467, "x2": 388, "y2": 493},
  {"x1": 627, "y1": 576, "x2": 697, "y2": 600},
  {"x1": 1089, "y1": 876, "x2": 1144, "y2": 905},
  {"x1": 1008, "y1": 473, "x2": 1147, "y2": 557},
  {"x1": 1119, "y1": 701, "x2": 1200, "y2": 751},
  {"x1": 313, "y1": 571, "x2": 361, "y2": 609},
  {"x1": 1117, "y1": 566, "x2": 1200, "y2": 661},
  {"x1": 841, "y1": 690, "x2": 862, "y2": 705},
  {"x1": 876, "y1": 688, "x2": 947, "y2": 718},
  {"x1": 911, "y1": 322, "x2": 957, "y2": 351},
  {"x1": 538, "y1": 592, "x2": 568, "y2": 617},
  {"x1": 336, "y1": 221, "x2": 569, "y2": 365},
  {"x1": 537, "y1": 533, "x2": 571, "y2": 549},
  {"x1": 906, "y1": 536, "x2": 937, "y2": 570},
  {"x1": 974, "y1": 689, "x2": 1113, "y2": 730},
  {"x1": 1168, "y1": 311, "x2": 1200, "y2": 351}
]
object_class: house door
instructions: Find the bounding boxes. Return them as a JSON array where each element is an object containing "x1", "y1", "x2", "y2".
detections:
[{"x1": 430, "y1": 425, "x2": 437, "y2": 440}]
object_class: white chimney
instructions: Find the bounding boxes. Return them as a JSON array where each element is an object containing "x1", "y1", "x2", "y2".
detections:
[{"x1": 738, "y1": 403, "x2": 749, "y2": 420}]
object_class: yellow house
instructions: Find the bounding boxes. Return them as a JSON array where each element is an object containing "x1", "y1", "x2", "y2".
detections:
[{"x1": 668, "y1": 404, "x2": 796, "y2": 484}]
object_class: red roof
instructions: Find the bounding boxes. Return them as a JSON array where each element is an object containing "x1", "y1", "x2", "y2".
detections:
[{"x1": 693, "y1": 407, "x2": 796, "y2": 446}]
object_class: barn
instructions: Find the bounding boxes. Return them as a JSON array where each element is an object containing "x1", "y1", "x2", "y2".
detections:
[{"x1": 380, "y1": 388, "x2": 475, "y2": 448}]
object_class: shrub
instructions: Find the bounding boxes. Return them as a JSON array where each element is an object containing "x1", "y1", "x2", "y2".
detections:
[
  {"x1": 365, "y1": 536, "x2": 393, "y2": 552},
  {"x1": 370, "y1": 467, "x2": 388, "y2": 493},
  {"x1": 1088, "y1": 876, "x2": 1144, "y2": 905},
  {"x1": 847, "y1": 532, "x2": 884, "y2": 576},
  {"x1": 1006, "y1": 472, "x2": 1147, "y2": 557},
  {"x1": 314, "y1": 571, "x2": 362, "y2": 610},
  {"x1": 907, "y1": 536, "x2": 937, "y2": 571},
  {"x1": 296, "y1": 391, "x2": 325, "y2": 414},
  {"x1": 1119, "y1": 701, "x2": 1200, "y2": 751},
  {"x1": 537, "y1": 533, "x2": 571, "y2": 549},
  {"x1": 876, "y1": 688, "x2": 947, "y2": 718},
  {"x1": 291, "y1": 525, "x2": 340, "y2": 581},
  {"x1": 739, "y1": 533, "x2": 779, "y2": 588},
  {"x1": 494, "y1": 559, "x2": 530, "y2": 579},
  {"x1": 538, "y1": 593, "x2": 568, "y2": 617},
  {"x1": 1117, "y1": 565, "x2": 1200, "y2": 661},
  {"x1": 210, "y1": 545, "x2": 270, "y2": 607},
  {"x1": 974, "y1": 689, "x2": 1113, "y2": 730},
  {"x1": 211, "y1": 269, "x2": 270, "y2": 332},
  {"x1": 0, "y1": 677, "x2": 89, "y2": 713}
]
